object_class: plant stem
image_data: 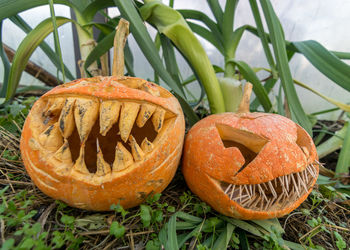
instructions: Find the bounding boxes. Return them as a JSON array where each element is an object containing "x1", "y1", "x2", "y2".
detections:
[
  {"x1": 237, "y1": 82, "x2": 252, "y2": 113},
  {"x1": 112, "y1": 19, "x2": 129, "y2": 77}
]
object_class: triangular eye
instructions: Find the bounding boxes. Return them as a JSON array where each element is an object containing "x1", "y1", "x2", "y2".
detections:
[{"x1": 215, "y1": 123, "x2": 269, "y2": 175}]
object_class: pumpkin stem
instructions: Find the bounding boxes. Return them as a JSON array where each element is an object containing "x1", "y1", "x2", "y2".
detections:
[
  {"x1": 112, "y1": 19, "x2": 130, "y2": 77},
  {"x1": 237, "y1": 82, "x2": 253, "y2": 114}
]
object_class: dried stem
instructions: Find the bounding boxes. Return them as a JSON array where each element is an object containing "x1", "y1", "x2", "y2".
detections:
[
  {"x1": 112, "y1": 19, "x2": 130, "y2": 77},
  {"x1": 237, "y1": 82, "x2": 253, "y2": 114}
]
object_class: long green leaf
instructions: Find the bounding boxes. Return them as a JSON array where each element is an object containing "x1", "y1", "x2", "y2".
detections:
[
  {"x1": 249, "y1": 0, "x2": 277, "y2": 77},
  {"x1": 49, "y1": 0, "x2": 65, "y2": 82},
  {"x1": 141, "y1": 0, "x2": 225, "y2": 114},
  {"x1": 212, "y1": 223, "x2": 235, "y2": 250},
  {"x1": 251, "y1": 78, "x2": 277, "y2": 111},
  {"x1": 0, "y1": 22, "x2": 10, "y2": 98},
  {"x1": 114, "y1": 0, "x2": 199, "y2": 125},
  {"x1": 160, "y1": 35, "x2": 182, "y2": 84},
  {"x1": 187, "y1": 21, "x2": 224, "y2": 54},
  {"x1": 0, "y1": 0, "x2": 75, "y2": 21},
  {"x1": 228, "y1": 60, "x2": 272, "y2": 112},
  {"x1": 10, "y1": 15, "x2": 74, "y2": 80},
  {"x1": 6, "y1": 17, "x2": 72, "y2": 102},
  {"x1": 293, "y1": 40, "x2": 350, "y2": 92},
  {"x1": 335, "y1": 120, "x2": 350, "y2": 175},
  {"x1": 207, "y1": 0, "x2": 223, "y2": 29},
  {"x1": 177, "y1": 9, "x2": 223, "y2": 46},
  {"x1": 260, "y1": 0, "x2": 312, "y2": 135},
  {"x1": 317, "y1": 122, "x2": 347, "y2": 159},
  {"x1": 166, "y1": 213, "x2": 179, "y2": 250}
]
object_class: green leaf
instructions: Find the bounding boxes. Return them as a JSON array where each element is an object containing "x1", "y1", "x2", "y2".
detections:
[
  {"x1": 141, "y1": 0, "x2": 225, "y2": 114},
  {"x1": 49, "y1": 0, "x2": 65, "y2": 82},
  {"x1": 249, "y1": 0, "x2": 277, "y2": 77},
  {"x1": 60, "y1": 214, "x2": 75, "y2": 225},
  {"x1": 0, "y1": 238, "x2": 14, "y2": 250},
  {"x1": 166, "y1": 212, "x2": 179, "y2": 250},
  {"x1": 220, "y1": 216, "x2": 265, "y2": 237},
  {"x1": 0, "y1": 0, "x2": 75, "y2": 21},
  {"x1": 260, "y1": 0, "x2": 312, "y2": 135},
  {"x1": 6, "y1": 17, "x2": 73, "y2": 102},
  {"x1": 0, "y1": 22, "x2": 10, "y2": 98},
  {"x1": 109, "y1": 221, "x2": 125, "y2": 239},
  {"x1": 251, "y1": 218, "x2": 284, "y2": 235},
  {"x1": 160, "y1": 35, "x2": 182, "y2": 84},
  {"x1": 293, "y1": 40, "x2": 350, "y2": 92},
  {"x1": 140, "y1": 205, "x2": 152, "y2": 227},
  {"x1": 207, "y1": 0, "x2": 223, "y2": 28},
  {"x1": 228, "y1": 60, "x2": 272, "y2": 112},
  {"x1": 9, "y1": 14, "x2": 74, "y2": 81},
  {"x1": 187, "y1": 21, "x2": 224, "y2": 54},
  {"x1": 212, "y1": 223, "x2": 235, "y2": 250},
  {"x1": 335, "y1": 119, "x2": 350, "y2": 175},
  {"x1": 317, "y1": 122, "x2": 347, "y2": 159}
]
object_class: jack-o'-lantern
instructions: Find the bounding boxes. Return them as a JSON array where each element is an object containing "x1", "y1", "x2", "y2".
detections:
[
  {"x1": 20, "y1": 20, "x2": 185, "y2": 211},
  {"x1": 182, "y1": 83, "x2": 319, "y2": 220}
]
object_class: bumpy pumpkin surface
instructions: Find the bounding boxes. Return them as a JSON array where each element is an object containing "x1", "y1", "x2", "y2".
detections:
[
  {"x1": 182, "y1": 112, "x2": 319, "y2": 220},
  {"x1": 20, "y1": 76, "x2": 185, "y2": 210}
]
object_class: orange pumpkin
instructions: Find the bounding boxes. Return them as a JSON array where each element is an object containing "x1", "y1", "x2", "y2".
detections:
[
  {"x1": 20, "y1": 75, "x2": 185, "y2": 211},
  {"x1": 182, "y1": 84, "x2": 319, "y2": 220}
]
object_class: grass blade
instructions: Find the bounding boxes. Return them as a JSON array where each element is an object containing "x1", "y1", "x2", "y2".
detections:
[
  {"x1": 6, "y1": 17, "x2": 72, "y2": 102},
  {"x1": 260, "y1": 0, "x2": 312, "y2": 135},
  {"x1": 141, "y1": 1, "x2": 225, "y2": 114},
  {"x1": 335, "y1": 120, "x2": 350, "y2": 175},
  {"x1": 49, "y1": 0, "x2": 65, "y2": 82},
  {"x1": 166, "y1": 213, "x2": 179, "y2": 250},
  {"x1": 228, "y1": 59, "x2": 272, "y2": 112},
  {"x1": 0, "y1": 22, "x2": 10, "y2": 99},
  {"x1": 160, "y1": 35, "x2": 182, "y2": 84},
  {"x1": 10, "y1": 14, "x2": 74, "y2": 80},
  {"x1": 293, "y1": 40, "x2": 350, "y2": 92},
  {"x1": 251, "y1": 78, "x2": 277, "y2": 111}
]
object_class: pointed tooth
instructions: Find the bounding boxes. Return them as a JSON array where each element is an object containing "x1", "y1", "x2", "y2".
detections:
[
  {"x1": 72, "y1": 145, "x2": 90, "y2": 174},
  {"x1": 96, "y1": 139, "x2": 111, "y2": 176},
  {"x1": 136, "y1": 104, "x2": 156, "y2": 128},
  {"x1": 74, "y1": 98, "x2": 99, "y2": 142},
  {"x1": 152, "y1": 107, "x2": 165, "y2": 132},
  {"x1": 268, "y1": 181, "x2": 277, "y2": 198},
  {"x1": 230, "y1": 185, "x2": 236, "y2": 199},
  {"x1": 141, "y1": 137, "x2": 154, "y2": 154},
  {"x1": 53, "y1": 139, "x2": 72, "y2": 164},
  {"x1": 59, "y1": 98, "x2": 75, "y2": 138},
  {"x1": 99, "y1": 100, "x2": 121, "y2": 136},
  {"x1": 113, "y1": 142, "x2": 133, "y2": 172},
  {"x1": 44, "y1": 98, "x2": 65, "y2": 117},
  {"x1": 38, "y1": 122, "x2": 63, "y2": 151},
  {"x1": 129, "y1": 135, "x2": 145, "y2": 162},
  {"x1": 119, "y1": 102, "x2": 140, "y2": 142}
]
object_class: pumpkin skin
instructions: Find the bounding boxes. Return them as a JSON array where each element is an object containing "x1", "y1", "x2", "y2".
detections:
[
  {"x1": 20, "y1": 76, "x2": 185, "y2": 211},
  {"x1": 182, "y1": 112, "x2": 319, "y2": 220}
]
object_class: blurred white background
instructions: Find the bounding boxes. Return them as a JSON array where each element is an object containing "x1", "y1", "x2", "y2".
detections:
[{"x1": 1, "y1": 0, "x2": 349, "y2": 119}]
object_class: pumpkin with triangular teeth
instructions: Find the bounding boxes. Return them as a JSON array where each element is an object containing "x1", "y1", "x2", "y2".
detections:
[
  {"x1": 20, "y1": 76, "x2": 185, "y2": 210},
  {"x1": 182, "y1": 84, "x2": 319, "y2": 220}
]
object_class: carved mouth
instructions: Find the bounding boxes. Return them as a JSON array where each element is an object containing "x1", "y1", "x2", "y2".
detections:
[
  {"x1": 29, "y1": 90, "x2": 175, "y2": 176},
  {"x1": 220, "y1": 163, "x2": 318, "y2": 211}
]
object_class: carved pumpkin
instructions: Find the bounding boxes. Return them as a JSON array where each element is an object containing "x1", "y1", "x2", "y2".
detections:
[
  {"x1": 20, "y1": 76, "x2": 185, "y2": 210},
  {"x1": 20, "y1": 20, "x2": 185, "y2": 211},
  {"x1": 182, "y1": 84, "x2": 319, "y2": 220}
]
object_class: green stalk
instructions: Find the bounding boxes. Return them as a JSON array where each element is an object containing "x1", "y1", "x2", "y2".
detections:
[
  {"x1": 74, "y1": 10, "x2": 99, "y2": 76},
  {"x1": 141, "y1": 0, "x2": 225, "y2": 114}
]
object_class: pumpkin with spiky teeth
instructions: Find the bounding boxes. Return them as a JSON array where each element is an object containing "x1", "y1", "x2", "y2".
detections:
[
  {"x1": 182, "y1": 84, "x2": 319, "y2": 220},
  {"x1": 20, "y1": 76, "x2": 185, "y2": 210}
]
